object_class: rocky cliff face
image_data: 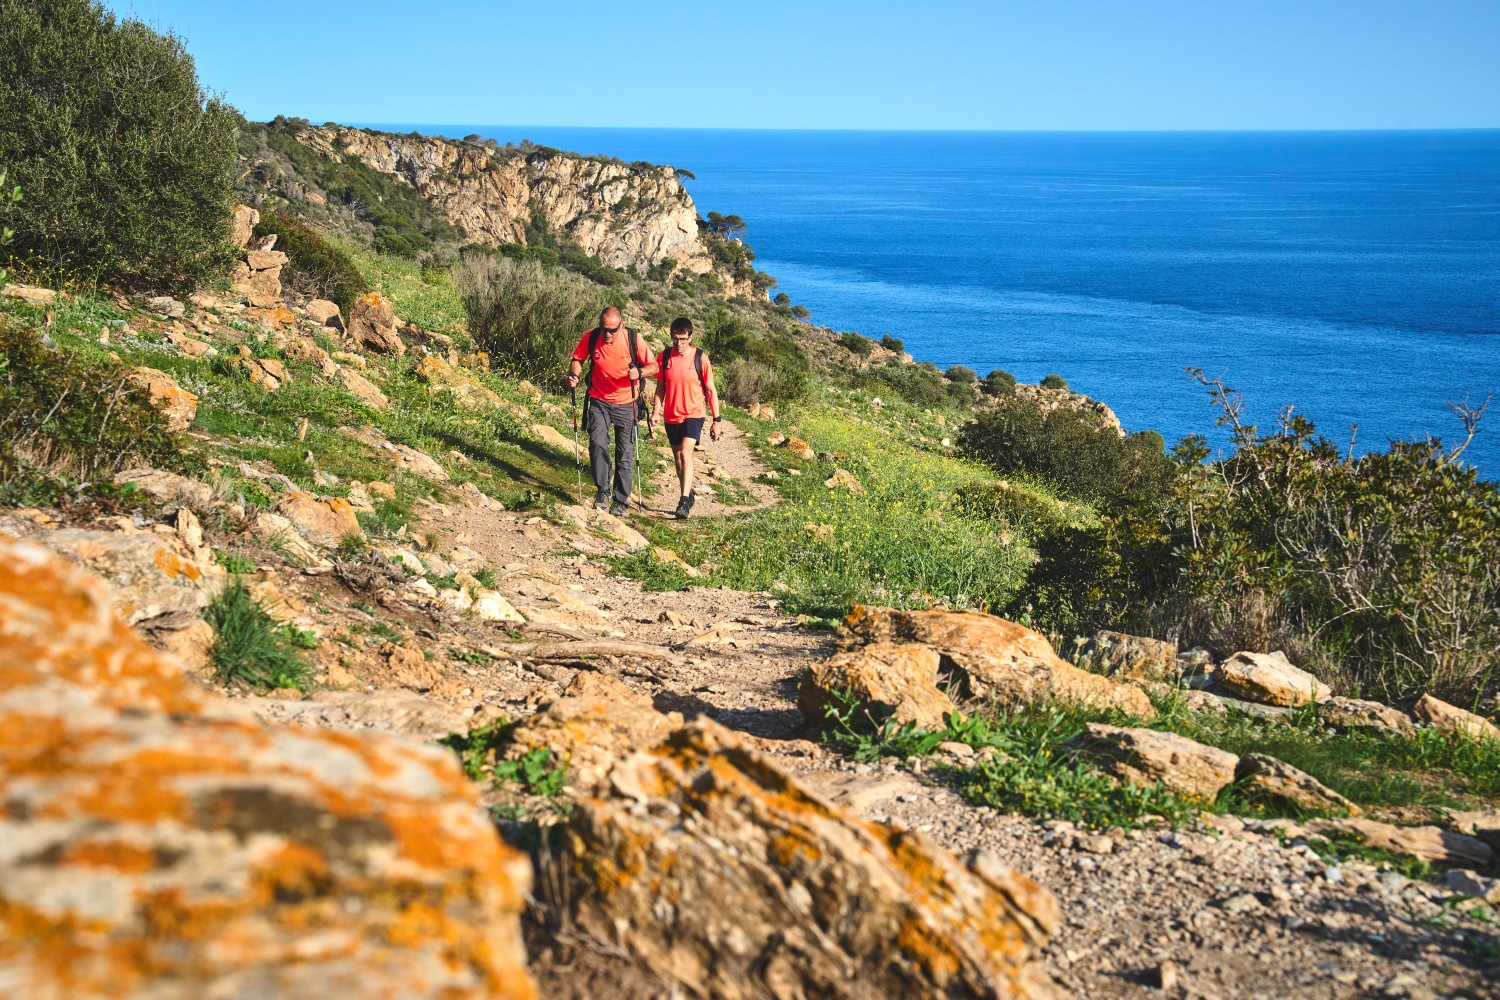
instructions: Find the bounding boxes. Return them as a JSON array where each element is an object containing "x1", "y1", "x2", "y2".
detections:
[{"x1": 289, "y1": 125, "x2": 714, "y2": 275}]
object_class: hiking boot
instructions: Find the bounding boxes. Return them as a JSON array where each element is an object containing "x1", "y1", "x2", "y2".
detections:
[
  {"x1": 683, "y1": 491, "x2": 697, "y2": 516},
  {"x1": 593, "y1": 492, "x2": 610, "y2": 512},
  {"x1": 674, "y1": 495, "x2": 692, "y2": 520},
  {"x1": 608, "y1": 501, "x2": 629, "y2": 517}
]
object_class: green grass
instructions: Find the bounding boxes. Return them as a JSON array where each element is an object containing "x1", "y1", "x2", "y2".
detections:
[
  {"x1": 627, "y1": 394, "x2": 1046, "y2": 618},
  {"x1": 204, "y1": 579, "x2": 313, "y2": 691},
  {"x1": 336, "y1": 237, "x2": 468, "y2": 335},
  {"x1": 608, "y1": 548, "x2": 697, "y2": 592},
  {"x1": 707, "y1": 475, "x2": 757, "y2": 507}
]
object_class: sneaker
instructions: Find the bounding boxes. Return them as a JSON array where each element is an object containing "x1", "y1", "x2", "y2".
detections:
[
  {"x1": 684, "y1": 491, "x2": 697, "y2": 515},
  {"x1": 593, "y1": 492, "x2": 610, "y2": 511},
  {"x1": 674, "y1": 495, "x2": 691, "y2": 520},
  {"x1": 608, "y1": 501, "x2": 629, "y2": 517}
]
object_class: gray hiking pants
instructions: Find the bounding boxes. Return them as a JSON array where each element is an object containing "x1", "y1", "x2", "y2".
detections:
[{"x1": 586, "y1": 398, "x2": 638, "y2": 505}]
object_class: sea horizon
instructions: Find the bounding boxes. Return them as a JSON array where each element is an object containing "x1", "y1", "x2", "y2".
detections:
[{"x1": 356, "y1": 123, "x2": 1500, "y2": 474}]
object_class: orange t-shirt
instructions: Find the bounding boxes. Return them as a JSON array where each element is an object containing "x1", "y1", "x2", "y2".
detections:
[
  {"x1": 655, "y1": 347, "x2": 718, "y2": 424},
  {"x1": 572, "y1": 328, "x2": 651, "y2": 404}
]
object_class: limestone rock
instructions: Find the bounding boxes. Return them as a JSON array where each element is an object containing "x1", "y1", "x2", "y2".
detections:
[
  {"x1": 150, "y1": 617, "x2": 215, "y2": 676},
  {"x1": 261, "y1": 688, "x2": 473, "y2": 739},
  {"x1": 274, "y1": 492, "x2": 363, "y2": 548},
  {"x1": 473, "y1": 589, "x2": 524, "y2": 623},
  {"x1": 231, "y1": 203, "x2": 259, "y2": 247},
  {"x1": 245, "y1": 248, "x2": 289, "y2": 271},
  {"x1": 799, "y1": 642, "x2": 958, "y2": 731},
  {"x1": 340, "y1": 367, "x2": 390, "y2": 409},
  {"x1": 1236, "y1": 753, "x2": 1360, "y2": 816},
  {"x1": 35, "y1": 528, "x2": 225, "y2": 625},
  {"x1": 126, "y1": 367, "x2": 197, "y2": 431},
  {"x1": 145, "y1": 295, "x2": 185, "y2": 318},
  {"x1": 1307, "y1": 818, "x2": 1493, "y2": 869},
  {"x1": 556, "y1": 503, "x2": 649, "y2": 551},
  {"x1": 651, "y1": 545, "x2": 702, "y2": 577},
  {"x1": 840, "y1": 606, "x2": 1156, "y2": 719},
  {"x1": 1413, "y1": 693, "x2": 1500, "y2": 742},
  {"x1": 114, "y1": 467, "x2": 213, "y2": 507},
  {"x1": 1072, "y1": 723, "x2": 1239, "y2": 800},
  {"x1": 306, "y1": 297, "x2": 343, "y2": 327},
  {"x1": 530, "y1": 422, "x2": 575, "y2": 452},
  {"x1": 415, "y1": 355, "x2": 503, "y2": 408},
  {"x1": 383, "y1": 639, "x2": 443, "y2": 691},
  {"x1": 505, "y1": 673, "x2": 682, "y2": 793},
  {"x1": 287, "y1": 336, "x2": 338, "y2": 374},
  {"x1": 783, "y1": 435, "x2": 816, "y2": 460},
  {"x1": 560, "y1": 717, "x2": 1062, "y2": 999},
  {"x1": 1446, "y1": 808, "x2": 1500, "y2": 852},
  {"x1": 1080, "y1": 629, "x2": 1177, "y2": 681},
  {"x1": 824, "y1": 468, "x2": 863, "y2": 491},
  {"x1": 0, "y1": 536, "x2": 535, "y2": 1000},
  {"x1": 248, "y1": 511, "x2": 323, "y2": 565},
  {"x1": 338, "y1": 425, "x2": 448, "y2": 481},
  {"x1": 1215, "y1": 650, "x2": 1330, "y2": 706},
  {"x1": 1319, "y1": 696, "x2": 1415, "y2": 735},
  {"x1": 162, "y1": 324, "x2": 214, "y2": 358},
  {"x1": 347, "y1": 292, "x2": 405, "y2": 354},
  {"x1": 230, "y1": 355, "x2": 291, "y2": 392}
]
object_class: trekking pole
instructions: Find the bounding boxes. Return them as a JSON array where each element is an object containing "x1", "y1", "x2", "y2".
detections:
[
  {"x1": 630, "y1": 369, "x2": 643, "y2": 514},
  {"x1": 571, "y1": 385, "x2": 582, "y2": 506}
]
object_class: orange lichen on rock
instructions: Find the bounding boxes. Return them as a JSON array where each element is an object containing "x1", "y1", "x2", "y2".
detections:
[
  {"x1": 559, "y1": 715, "x2": 1062, "y2": 999},
  {"x1": 0, "y1": 537, "x2": 536, "y2": 1000}
]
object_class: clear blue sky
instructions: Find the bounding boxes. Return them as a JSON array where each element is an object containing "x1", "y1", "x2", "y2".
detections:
[{"x1": 107, "y1": 0, "x2": 1500, "y2": 130}]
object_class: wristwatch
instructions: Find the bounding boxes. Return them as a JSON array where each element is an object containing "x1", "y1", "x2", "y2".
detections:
[{"x1": 713, "y1": 416, "x2": 723, "y2": 422}]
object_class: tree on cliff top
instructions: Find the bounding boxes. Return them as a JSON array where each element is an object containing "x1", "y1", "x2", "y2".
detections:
[{"x1": 0, "y1": 0, "x2": 239, "y2": 291}]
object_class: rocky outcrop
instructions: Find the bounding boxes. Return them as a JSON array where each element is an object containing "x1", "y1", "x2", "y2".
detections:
[
  {"x1": 347, "y1": 292, "x2": 405, "y2": 354},
  {"x1": 0, "y1": 536, "x2": 536, "y2": 999},
  {"x1": 1319, "y1": 696, "x2": 1415, "y2": 735},
  {"x1": 284, "y1": 124, "x2": 713, "y2": 275},
  {"x1": 839, "y1": 606, "x2": 1156, "y2": 719},
  {"x1": 126, "y1": 367, "x2": 198, "y2": 431},
  {"x1": 231, "y1": 234, "x2": 288, "y2": 308},
  {"x1": 35, "y1": 527, "x2": 225, "y2": 625},
  {"x1": 1412, "y1": 693, "x2": 1500, "y2": 742},
  {"x1": 338, "y1": 425, "x2": 448, "y2": 481},
  {"x1": 415, "y1": 354, "x2": 503, "y2": 408},
  {"x1": 1071, "y1": 724, "x2": 1239, "y2": 800},
  {"x1": 1014, "y1": 383, "x2": 1123, "y2": 436},
  {"x1": 799, "y1": 641, "x2": 958, "y2": 730},
  {"x1": 274, "y1": 492, "x2": 363, "y2": 547},
  {"x1": 1306, "y1": 818, "x2": 1492, "y2": 869},
  {"x1": 1215, "y1": 650, "x2": 1330, "y2": 707},
  {"x1": 1235, "y1": 754, "x2": 1360, "y2": 816}
]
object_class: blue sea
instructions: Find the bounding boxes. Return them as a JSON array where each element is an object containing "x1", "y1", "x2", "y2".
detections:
[{"x1": 369, "y1": 126, "x2": 1500, "y2": 474}]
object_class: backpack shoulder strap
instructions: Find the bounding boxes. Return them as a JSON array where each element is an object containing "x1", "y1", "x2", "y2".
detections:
[
  {"x1": 584, "y1": 327, "x2": 601, "y2": 387},
  {"x1": 694, "y1": 348, "x2": 705, "y2": 383}
]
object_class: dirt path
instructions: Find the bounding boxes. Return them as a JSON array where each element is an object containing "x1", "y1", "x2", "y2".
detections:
[
  {"x1": 639, "y1": 417, "x2": 776, "y2": 519},
  {"x1": 235, "y1": 473, "x2": 1496, "y2": 1000}
]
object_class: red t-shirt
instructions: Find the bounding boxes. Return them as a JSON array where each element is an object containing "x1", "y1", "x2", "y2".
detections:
[
  {"x1": 572, "y1": 328, "x2": 651, "y2": 404},
  {"x1": 655, "y1": 346, "x2": 718, "y2": 424}
]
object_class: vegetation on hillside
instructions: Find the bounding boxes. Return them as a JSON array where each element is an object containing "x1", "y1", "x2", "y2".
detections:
[{"x1": 0, "y1": 0, "x2": 239, "y2": 291}]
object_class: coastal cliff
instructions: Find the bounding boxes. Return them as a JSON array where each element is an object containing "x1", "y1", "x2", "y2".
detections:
[{"x1": 240, "y1": 122, "x2": 717, "y2": 277}]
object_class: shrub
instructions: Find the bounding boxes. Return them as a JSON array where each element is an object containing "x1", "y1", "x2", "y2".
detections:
[
  {"x1": 853, "y1": 360, "x2": 951, "y2": 409},
  {"x1": 454, "y1": 255, "x2": 613, "y2": 385},
  {"x1": 773, "y1": 292, "x2": 791, "y2": 306},
  {"x1": 205, "y1": 579, "x2": 312, "y2": 692},
  {"x1": 791, "y1": 304, "x2": 810, "y2": 320},
  {"x1": 0, "y1": 326, "x2": 187, "y2": 496},
  {"x1": 0, "y1": 0, "x2": 239, "y2": 291},
  {"x1": 950, "y1": 480, "x2": 1072, "y2": 534},
  {"x1": 959, "y1": 396, "x2": 1174, "y2": 504},
  {"x1": 880, "y1": 335, "x2": 904, "y2": 354},
  {"x1": 252, "y1": 210, "x2": 366, "y2": 310},
  {"x1": 984, "y1": 369, "x2": 1017, "y2": 395},
  {"x1": 373, "y1": 225, "x2": 433, "y2": 258},
  {"x1": 946, "y1": 364, "x2": 977, "y2": 384},
  {"x1": 1040, "y1": 373, "x2": 1069, "y2": 391},
  {"x1": 839, "y1": 331, "x2": 874, "y2": 356}
]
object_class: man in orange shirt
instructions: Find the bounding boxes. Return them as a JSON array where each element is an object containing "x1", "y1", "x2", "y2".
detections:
[
  {"x1": 567, "y1": 307, "x2": 657, "y2": 515},
  {"x1": 647, "y1": 317, "x2": 721, "y2": 519}
]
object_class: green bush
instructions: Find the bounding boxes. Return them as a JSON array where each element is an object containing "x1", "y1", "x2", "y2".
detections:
[
  {"x1": 0, "y1": 0, "x2": 239, "y2": 291},
  {"x1": 791, "y1": 304, "x2": 810, "y2": 320},
  {"x1": 253, "y1": 210, "x2": 367, "y2": 310},
  {"x1": 1040, "y1": 373, "x2": 1069, "y2": 391},
  {"x1": 454, "y1": 255, "x2": 613, "y2": 385},
  {"x1": 0, "y1": 325, "x2": 188, "y2": 497},
  {"x1": 773, "y1": 292, "x2": 791, "y2": 306},
  {"x1": 373, "y1": 225, "x2": 433, "y2": 258},
  {"x1": 959, "y1": 396, "x2": 1173, "y2": 504},
  {"x1": 852, "y1": 360, "x2": 953, "y2": 409},
  {"x1": 839, "y1": 331, "x2": 874, "y2": 356},
  {"x1": 880, "y1": 335, "x2": 905, "y2": 354},
  {"x1": 946, "y1": 364, "x2": 977, "y2": 384},
  {"x1": 950, "y1": 480, "x2": 1072, "y2": 534},
  {"x1": 697, "y1": 304, "x2": 808, "y2": 404},
  {"x1": 984, "y1": 369, "x2": 1017, "y2": 395}
]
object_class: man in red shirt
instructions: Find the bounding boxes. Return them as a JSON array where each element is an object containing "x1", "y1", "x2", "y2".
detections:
[
  {"x1": 567, "y1": 307, "x2": 657, "y2": 515},
  {"x1": 647, "y1": 317, "x2": 721, "y2": 519}
]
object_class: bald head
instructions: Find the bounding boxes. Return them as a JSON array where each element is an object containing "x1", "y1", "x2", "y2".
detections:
[{"x1": 600, "y1": 307, "x2": 622, "y2": 329}]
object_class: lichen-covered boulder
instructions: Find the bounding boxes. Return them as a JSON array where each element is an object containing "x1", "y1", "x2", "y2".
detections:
[
  {"x1": 841, "y1": 606, "x2": 1155, "y2": 719},
  {"x1": 347, "y1": 292, "x2": 405, "y2": 354},
  {"x1": 35, "y1": 527, "x2": 225, "y2": 625},
  {"x1": 275, "y1": 491, "x2": 364, "y2": 548},
  {"x1": 1319, "y1": 696, "x2": 1414, "y2": 735},
  {"x1": 126, "y1": 366, "x2": 198, "y2": 431},
  {"x1": 0, "y1": 535, "x2": 536, "y2": 999},
  {"x1": 1079, "y1": 629, "x2": 1177, "y2": 681},
  {"x1": 799, "y1": 641, "x2": 958, "y2": 730},
  {"x1": 562, "y1": 718, "x2": 1062, "y2": 999},
  {"x1": 1413, "y1": 693, "x2": 1500, "y2": 743}
]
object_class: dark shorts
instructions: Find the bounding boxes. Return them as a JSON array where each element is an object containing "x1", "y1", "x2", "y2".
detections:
[{"x1": 664, "y1": 418, "x2": 704, "y2": 446}]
